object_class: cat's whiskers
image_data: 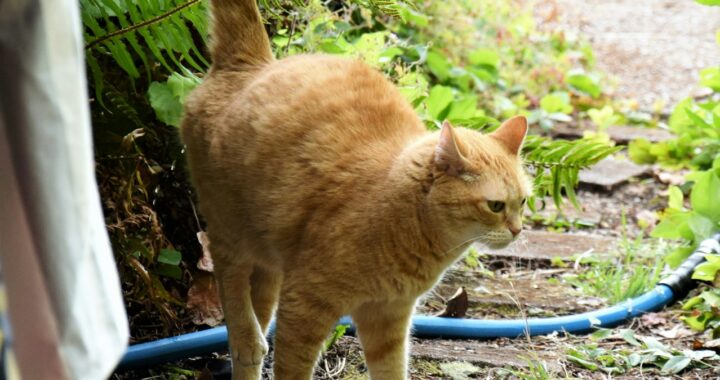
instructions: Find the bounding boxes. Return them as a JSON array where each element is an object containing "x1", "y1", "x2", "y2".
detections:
[{"x1": 442, "y1": 234, "x2": 487, "y2": 257}]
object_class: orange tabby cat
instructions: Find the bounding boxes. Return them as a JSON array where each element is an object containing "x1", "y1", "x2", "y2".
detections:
[{"x1": 181, "y1": 0, "x2": 532, "y2": 378}]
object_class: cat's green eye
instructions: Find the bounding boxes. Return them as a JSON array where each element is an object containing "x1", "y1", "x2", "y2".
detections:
[{"x1": 487, "y1": 200, "x2": 505, "y2": 213}]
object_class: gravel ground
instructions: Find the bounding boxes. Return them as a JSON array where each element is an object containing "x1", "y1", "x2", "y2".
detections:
[{"x1": 539, "y1": 0, "x2": 720, "y2": 111}]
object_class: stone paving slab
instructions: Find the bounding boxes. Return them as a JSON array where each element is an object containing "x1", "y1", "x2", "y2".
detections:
[
  {"x1": 459, "y1": 276, "x2": 602, "y2": 314},
  {"x1": 412, "y1": 339, "x2": 562, "y2": 372},
  {"x1": 525, "y1": 201, "x2": 602, "y2": 226},
  {"x1": 478, "y1": 230, "x2": 616, "y2": 261},
  {"x1": 552, "y1": 124, "x2": 675, "y2": 144},
  {"x1": 579, "y1": 157, "x2": 651, "y2": 188}
]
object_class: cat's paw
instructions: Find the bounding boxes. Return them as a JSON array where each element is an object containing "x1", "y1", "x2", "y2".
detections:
[{"x1": 233, "y1": 336, "x2": 269, "y2": 366}]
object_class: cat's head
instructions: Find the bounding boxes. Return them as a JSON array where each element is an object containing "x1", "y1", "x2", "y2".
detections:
[{"x1": 426, "y1": 116, "x2": 532, "y2": 250}]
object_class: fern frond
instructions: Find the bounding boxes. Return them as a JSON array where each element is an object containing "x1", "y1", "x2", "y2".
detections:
[
  {"x1": 84, "y1": 0, "x2": 203, "y2": 51},
  {"x1": 523, "y1": 136, "x2": 622, "y2": 209},
  {"x1": 81, "y1": 0, "x2": 209, "y2": 98}
]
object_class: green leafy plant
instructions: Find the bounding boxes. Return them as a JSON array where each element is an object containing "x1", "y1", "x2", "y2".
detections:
[
  {"x1": 629, "y1": 96, "x2": 720, "y2": 169},
  {"x1": 564, "y1": 230, "x2": 665, "y2": 304},
  {"x1": 628, "y1": 0, "x2": 720, "y2": 170},
  {"x1": 323, "y1": 324, "x2": 350, "y2": 352},
  {"x1": 500, "y1": 355, "x2": 554, "y2": 380},
  {"x1": 652, "y1": 162, "x2": 720, "y2": 267},
  {"x1": 148, "y1": 71, "x2": 202, "y2": 127},
  {"x1": 569, "y1": 328, "x2": 720, "y2": 375}
]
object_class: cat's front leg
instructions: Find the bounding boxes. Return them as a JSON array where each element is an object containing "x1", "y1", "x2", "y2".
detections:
[{"x1": 352, "y1": 298, "x2": 415, "y2": 380}]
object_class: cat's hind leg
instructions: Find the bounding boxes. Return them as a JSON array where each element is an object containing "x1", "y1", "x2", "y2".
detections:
[
  {"x1": 272, "y1": 281, "x2": 343, "y2": 380},
  {"x1": 250, "y1": 265, "x2": 282, "y2": 333},
  {"x1": 352, "y1": 299, "x2": 415, "y2": 380},
  {"x1": 213, "y1": 241, "x2": 267, "y2": 379}
]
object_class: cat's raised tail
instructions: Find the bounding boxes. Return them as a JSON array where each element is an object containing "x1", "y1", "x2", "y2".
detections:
[{"x1": 209, "y1": 0, "x2": 273, "y2": 70}]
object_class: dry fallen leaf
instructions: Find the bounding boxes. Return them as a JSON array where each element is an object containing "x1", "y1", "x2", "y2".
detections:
[
  {"x1": 197, "y1": 231, "x2": 214, "y2": 272},
  {"x1": 698, "y1": 338, "x2": 720, "y2": 349},
  {"x1": 436, "y1": 287, "x2": 468, "y2": 318},
  {"x1": 187, "y1": 272, "x2": 224, "y2": 326},
  {"x1": 655, "y1": 169, "x2": 687, "y2": 186},
  {"x1": 640, "y1": 312, "x2": 670, "y2": 328},
  {"x1": 694, "y1": 339, "x2": 705, "y2": 350},
  {"x1": 197, "y1": 368, "x2": 214, "y2": 380},
  {"x1": 655, "y1": 324, "x2": 696, "y2": 339}
]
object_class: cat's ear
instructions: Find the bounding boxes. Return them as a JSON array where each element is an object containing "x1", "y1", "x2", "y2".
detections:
[
  {"x1": 434, "y1": 120, "x2": 467, "y2": 176},
  {"x1": 491, "y1": 115, "x2": 528, "y2": 155}
]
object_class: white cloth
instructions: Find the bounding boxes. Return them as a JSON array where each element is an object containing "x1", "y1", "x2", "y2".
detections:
[{"x1": 0, "y1": 0, "x2": 129, "y2": 379}]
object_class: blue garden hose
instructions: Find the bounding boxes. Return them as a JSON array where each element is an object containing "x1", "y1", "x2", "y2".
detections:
[{"x1": 118, "y1": 235, "x2": 720, "y2": 370}]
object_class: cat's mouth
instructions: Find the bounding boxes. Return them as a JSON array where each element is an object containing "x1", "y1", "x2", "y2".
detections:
[{"x1": 480, "y1": 238, "x2": 514, "y2": 250}]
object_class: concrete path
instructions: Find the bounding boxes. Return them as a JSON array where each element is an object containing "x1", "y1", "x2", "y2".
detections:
[{"x1": 543, "y1": 0, "x2": 720, "y2": 111}]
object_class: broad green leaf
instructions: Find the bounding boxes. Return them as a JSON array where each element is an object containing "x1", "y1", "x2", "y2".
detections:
[
  {"x1": 148, "y1": 82, "x2": 183, "y2": 127},
  {"x1": 566, "y1": 70, "x2": 601, "y2": 98},
  {"x1": 693, "y1": 255, "x2": 720, "y2": 281},
  {"x1": 683, "y1": 349, "x2": 718, "y2": 361},
  {"x1": 398, "y1": 72, "x2": 429, "y2": 105},
  {"x1": 640, "y1": 336, "x2": 670, "y2": 352},
  {"x1": 666, "y1": 246, "x2": 695, "y2": 268},
  {"x1": 427, "y1": 85, "x2": 454, "y2": 121},
  {"x1": 567, "y1": 354, "x2": 598, "y2": 370},
  {"x1": 700, "y1": 67, "x2": 720, "y2": 91},
  {"x1": 690, "y1": 171, "x2": 720, "y2": 221},
  {"x1": 540, "y1": 92, "x2": 572, "y2": 114},
  {"x1": 668, "y1": 186, "x2": 684, "y2": 210},
  {"x1": 468, "y1": 48, "x2": 500, "y2": 68},
  {"x1": 446, "y1": 95, "x2": 479, "y2": 120},
  {"x1": 685, "y1": 107, "x2": 712, "y2": 129},
  {"x1": 627, "y1": 353, "x2": 642, "y2": 367},
  {"x1": 682, "y1": 294, "x2": 704, "y2": 310},
  {"x1": 157, "y1": 263, "x2": 182, "y2": 279},
  {"x1": 619, "y1": 329, "x2": 641, "y2": 346},
  {"x1": 695, "y1": 0, "x2": 720, "y2": 5},
  {"x1": 651, "y1": 211, "x2": 692, "y2": 240},
  {"x1": 426, "y1": 50, "x2": 452, "y2": 82},
  {"x1": 398, "y1": 4, "x2": 429, "y2": 26},
  {"x1": 688, "y1": 213, "x2": 716, "y2": 242},
  {"x1": 349, "y1": 32, "x2": 387, "y2": 67},
  {"x1": 668, "y1": 98, "x2": 695, "y2": 133},
  {"x1": 589, "y1": 328, "x2": 612, "y2": 341},
  {"x1": 158, "y1": 248, "x2": 182, "y2": 266},
  {"x1": 661, "y1": 355, "x2": 691, "y2": 374},
  {"x1": 167, "y1": 72, "x2": 201, "y2": 102},
  {"x1": 700, "y1": 288, "x2": 720, "y2": 306},
  {"x1": 628, "y1": 138, "x2": 657, "y2": 164},
  {"x1": 318, "y1": 41, "x2": 346, "y2": 54},
  {"x1": 681, "y1": 312, "x2": 710, "y2": 331},
  {"x1": 588, "y1": 105, "x2": 621, "y2": 130},
  {"x1": 379, "y1": 47, "x2": 403, "y2": 63}
]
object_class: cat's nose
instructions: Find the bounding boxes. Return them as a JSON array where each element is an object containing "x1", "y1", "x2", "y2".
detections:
[{"x1": 509, "y1": 225, "x2": 521, "y2": 237}]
